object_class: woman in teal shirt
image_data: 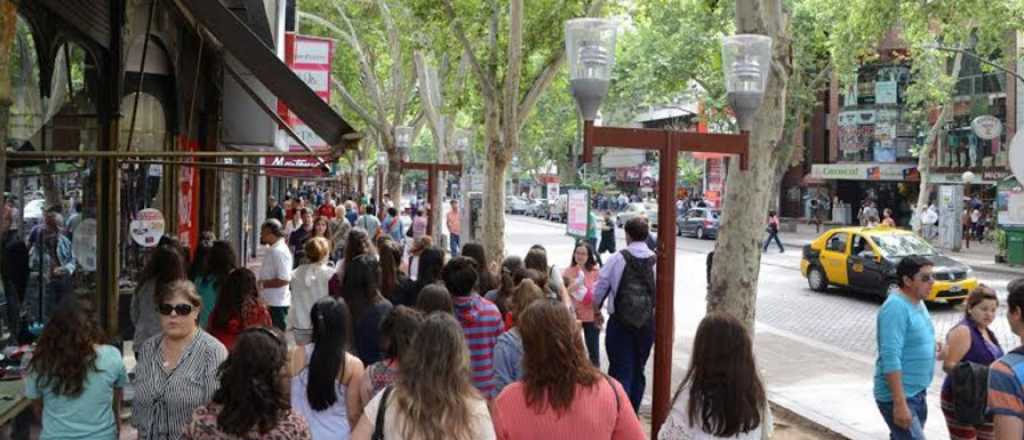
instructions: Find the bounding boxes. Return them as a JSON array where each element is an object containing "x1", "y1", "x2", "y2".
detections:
[
  {"x1": 193, "y1": 241, "x2": 238, "y2": 328},
  {"x1": 25, "y1": 299, "x2": 128, "y2": 439}
]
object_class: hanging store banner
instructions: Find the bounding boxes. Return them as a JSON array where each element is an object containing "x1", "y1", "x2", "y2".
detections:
[
  {"x1": 875, "y1": 80, "x2": 898, "y2": 104},
  {"x1": 264, "y1": 33, "x2": 335, "y2": 177},
  {"x1": 178, "y1": 138, "x2": 199, "y2": 251},
  {"x1": 810, "y1": 163, "x2": 919, "y2": 181},
  {"x1": 566, "y1": 187, "x2": 590, "y2": 239}
]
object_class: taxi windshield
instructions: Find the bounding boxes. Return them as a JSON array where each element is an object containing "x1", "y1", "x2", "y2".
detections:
[{"x1": 871, "y1": 233, "x2": 937, "y2": 257}]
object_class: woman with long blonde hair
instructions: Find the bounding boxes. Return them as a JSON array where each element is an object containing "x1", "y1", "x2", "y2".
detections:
[{"x1": 351, "y1": 313, "x2": 494, "y2": 440}]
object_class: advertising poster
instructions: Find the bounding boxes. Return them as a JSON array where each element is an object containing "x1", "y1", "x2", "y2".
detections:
[
  {"x1": 566, "y1": 187, "x2": 590, "y2": 238},
  {"x1": 264, "y1": 33, "x2": 334, "y2": 177},
  {"x1": 132, "y1": 209, "x2": 166, "y2": 247}
]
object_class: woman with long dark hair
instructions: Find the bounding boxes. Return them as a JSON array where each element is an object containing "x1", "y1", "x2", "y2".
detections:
[
  {"x1": 289, "y1": 297, "x2": 365, "y2": 439},
  {"x1": 660, "y1": 312, "x2": 772, "y2": 439},
  {"x1": 356, "y1": 306, "x2": 424, "y2": 410},
  {"x1": 351, "y1": 313, "x2": 494, "y2": 440},
  {"x1": 339, "y1": 255, "x2": 393, "y2": 365},
  {"x1": 330, "y1": 227, "x2": 375, "y2": 296},
  {"x1": 461, "y1": 242, "x2": 498, "y2": 293},
  {"x1": 564, "y1": 241, "x2": 601, "y2": 366},
  {"x1": 493, "y1": 300, "x2": 643, "y2": 439},
  {"x1": 194, "y1": 241, "x2": 237, "y2": 329},
  {"x1": 183, "y1": 328, "x2": 310, "y2": 439},
  {"x1": 207, "y1": 268, "x2": 272, "y2": 350},
  {"x1": 393, "y1": 245, "x2": 446, "y2": 308},
  {"x1": 131, "y1": 244, "x2": 187, "y2": 345},
  {"x1": 493, "y1": 280, "x2": 547, "y2": 394},
  {"x1": 26, "y1": 300, "x2": 127, "y2": 439},
  {"x1": 375, "y1": 235, "x2": 407, "y2": 301}
]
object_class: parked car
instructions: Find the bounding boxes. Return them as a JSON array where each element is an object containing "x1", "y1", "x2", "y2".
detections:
[
  {"x1": 677, "y1": 208, "x2": 720, "y2": 240},
  {"x1": 525, "y1": 198, "x2": 548, "y2": 217},
  {"x1": 534, "y1": 199, "x2": 552, "y2": 219},
  {"x1": 800, "y1": 226, "x2": 977, "y2": 303},
  {"x1": 506, "y1": 196, "x2": 529, "y2": 215},
  {"x1": 615, "y1": 202, "x2": 658, "y2": 229}
]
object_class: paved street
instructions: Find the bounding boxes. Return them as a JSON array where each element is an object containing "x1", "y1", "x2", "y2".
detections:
[{"x1": 502, "y1": 214, "x2": 1024, "y2": 440}]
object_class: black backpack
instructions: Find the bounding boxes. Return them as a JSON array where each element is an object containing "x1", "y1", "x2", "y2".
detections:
[{"x1": 613, "y1": 250, "x2": 656, "y2": 329}]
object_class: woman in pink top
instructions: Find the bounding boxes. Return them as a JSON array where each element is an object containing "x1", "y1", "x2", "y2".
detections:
[
  {"x1": 493, "y1": 300, "x2": 644, "y2": 440},
  {"x1": 563, "y1": 241, "x2": 601, "y2": 366}
]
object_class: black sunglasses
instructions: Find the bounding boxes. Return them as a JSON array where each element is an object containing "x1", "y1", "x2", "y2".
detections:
[{"x1": 158, "y1": 303, "x2": 195, "y2": 316}]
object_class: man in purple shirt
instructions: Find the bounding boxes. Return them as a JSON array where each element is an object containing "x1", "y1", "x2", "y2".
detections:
[{"x1": 593, "y1": 217, "x2": 656, "y2": 412}]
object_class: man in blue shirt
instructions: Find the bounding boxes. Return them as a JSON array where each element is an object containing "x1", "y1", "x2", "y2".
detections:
[{"x1": 875, "y1": 255, "x2": 937, "y2": 440}]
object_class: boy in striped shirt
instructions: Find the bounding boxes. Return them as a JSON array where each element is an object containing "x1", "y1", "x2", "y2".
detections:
[
  {"x1": 443, "y1": 256, "x2": 503, "y2": 399},
  {"x1": 989, "y1": 279, "x2": 1024, "y2": 438}
]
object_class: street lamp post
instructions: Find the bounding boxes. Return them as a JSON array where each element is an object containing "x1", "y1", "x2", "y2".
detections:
[
  {"x1": 566, "y1": 18, "x2": 771, "y2": 437},
  {"x1": 394, "y1": 126, "x2": 463, "y2": 237},
  {"x1": 377, "y1": 153, "x2": 388, "y2": 217}
]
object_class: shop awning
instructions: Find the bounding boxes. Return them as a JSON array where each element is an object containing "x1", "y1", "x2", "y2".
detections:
[{"x1": 175, "y1": 0, "x2": 357, "y2": 149}]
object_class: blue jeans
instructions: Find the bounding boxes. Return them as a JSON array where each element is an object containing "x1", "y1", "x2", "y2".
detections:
[
  {"x1": 582, "y1": 321, "x2": 600, "y2": 367},
  {"x1": 606, "y1": 316, "x2": 654, "y2": 412},
  {"x1": 877, "y1": 391, "x2": 928, "y2": 440},
  {"x1": 450, "y1": 233, "x2": 460, "y2": 256}
]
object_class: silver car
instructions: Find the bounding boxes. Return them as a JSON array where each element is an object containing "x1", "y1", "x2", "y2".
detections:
[{"x1": 616, "y1": 202, "x2": 659, "y2": 228}]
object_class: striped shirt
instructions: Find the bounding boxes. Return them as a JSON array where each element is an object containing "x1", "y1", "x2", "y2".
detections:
[
  {"x1": 132, "y1": 330, "x2": 228, "y2": 440},
  {"x1": 988, "y1": 350, "x2": 1024, "y2": 421},
  {"x1": 453, "y1": 294, "x2": 503, "y2": 399}
]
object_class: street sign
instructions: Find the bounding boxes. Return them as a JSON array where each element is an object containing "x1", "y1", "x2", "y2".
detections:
[
  {"x1": 566, "y1": 187, "x2": 590, "y2": 239},
  {"x1": 972, "y1": 115, "x2": 1003, "y2": 141},
  {"x1": 131, "y1": 208, "x2": 166, "y2": 247}
]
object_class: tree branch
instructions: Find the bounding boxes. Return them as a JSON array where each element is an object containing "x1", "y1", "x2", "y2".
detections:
[
  {"x1": 441, "y1": 0, "x2": 498, "y2": 102},
  {"x1": 302, "y1": 8, "x2": 388, "y2": 124},
  {"x1": 375, "y1": 0, "x2": 407, "y2": 124},
  {"x1": 331, "y1": 77, "x2": 383, "y2": 135},
  {"x1": 517, "y1": 54, "x2": 564, "y2": 131},
  {"x1": 503, "y1": 0, "x2": 524, "y2": 133}
]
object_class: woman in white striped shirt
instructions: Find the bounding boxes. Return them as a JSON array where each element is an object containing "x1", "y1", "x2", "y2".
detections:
[{"x1": 132, "y1": 280, "x2": 227, "y2": 440}]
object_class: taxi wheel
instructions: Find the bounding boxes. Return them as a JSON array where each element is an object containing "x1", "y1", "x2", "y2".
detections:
[{"x1": 807, "y1": 267, "x2": 828, "y2": 292}]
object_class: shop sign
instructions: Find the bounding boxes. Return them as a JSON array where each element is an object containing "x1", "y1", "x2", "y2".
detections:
[
  {"x1": 998, "y1": 184, "x2": 1024, "y2": 226},
  {"x1": 566, "y1": 188, "x2": 590, "y2": 238},
  {"x1": 71, "y1": 219, "x2": 97, "y2": 272},
  {"x1": 265, "y1": 33, "x2": 335, "y2": 177},
  {"x1": 546, "y1": 182, "x2": 560, "y2": 199},
  {"x1": 931, "y1": 172, "x2": 1000, "y2": 185},
  {"x1": 875, "y1": 80, "x2": 898, "y2": 104},
  {"x1": 972, "y1": 115, "x2": 1003, "y2": 141},
  {"x1": 131, "y1": 208, "x2": 166, "y2": 247},
  {"x1": 810, "y1": 163, "x2": 918, "y2": 181}
]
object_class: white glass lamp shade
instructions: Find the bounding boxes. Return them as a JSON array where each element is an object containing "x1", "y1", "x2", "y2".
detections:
[
  {"x1": 962, "y1": 171, "x2": 976, "y2": 184},
  {"x1": 565, "y1": 18, "x2": 617, "y2": 120},
  {"x1": 394, "y1": 126, "x2": 414, "y2": 150},
  {"x1": 721, "y1": 34, "x2": 772, "y2": 131}
]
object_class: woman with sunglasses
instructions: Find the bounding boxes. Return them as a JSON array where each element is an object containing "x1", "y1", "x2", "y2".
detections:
[
  {"x1": 207, "y1": 268, "x2": 273, "y2": 351},
  {"x1": 183, "y1": 327, "x2": 311, "y2": 439},
  {"x1": 133, "y1": 280, "x2": 228, "y2": 440}
]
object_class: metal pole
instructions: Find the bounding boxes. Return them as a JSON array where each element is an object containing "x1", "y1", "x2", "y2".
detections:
[
  {"x1": 427, "y1": 165, "x2": 438, "y2": 237},
  {"x1": 652, "y1": 138, "x2": 678, "y2": 436},
  {"x1": 126, "y1": 0, "x2": 158, "y2": 152}
]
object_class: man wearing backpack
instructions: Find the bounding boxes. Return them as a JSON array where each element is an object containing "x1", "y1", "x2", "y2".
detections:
[{"x1": 593, "y1": 217, "x2": 656, "y2": 412}]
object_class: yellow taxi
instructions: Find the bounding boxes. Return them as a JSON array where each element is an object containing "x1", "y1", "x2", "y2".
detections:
[{"x1": 800, "y1": 226, "x2": 978, "y2": 303}]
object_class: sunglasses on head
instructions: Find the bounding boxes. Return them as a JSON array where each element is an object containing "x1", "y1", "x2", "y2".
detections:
[{"x1": 159, "y1": 303, "x2": 194, "y2": 316}]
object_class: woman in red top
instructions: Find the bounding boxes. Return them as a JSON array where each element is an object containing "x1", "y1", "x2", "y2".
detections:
[
  {"x1": 563, "y1": 241, "x2": 601, "y2": 367},
  {"x1": 493, "y1": 300, "x2": 644, "y2": 440},
  {"x1": 206, "y1": 268, "x2": 272, "y2": 351}
]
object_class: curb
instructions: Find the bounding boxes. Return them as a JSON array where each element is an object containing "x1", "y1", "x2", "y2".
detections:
[{"x1": 767, "y1": 398, "x2": 853, "y2": 439}]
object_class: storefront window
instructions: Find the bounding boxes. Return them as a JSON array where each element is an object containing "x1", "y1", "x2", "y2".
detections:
[{"x1": 5, "y1": 29, "x2": 103, "y2": 333}]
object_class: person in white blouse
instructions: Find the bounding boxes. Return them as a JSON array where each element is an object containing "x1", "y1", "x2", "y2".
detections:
[
  {"x1": 659, "y1": 312, "x2": 773, "y2": 440},
  {"x1": 287, "y1": 237, "x2": 334, "y2": 345}
]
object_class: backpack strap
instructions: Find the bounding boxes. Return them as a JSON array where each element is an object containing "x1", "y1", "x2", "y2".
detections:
[{"x1": 371, "y1": 385, "x2": 393, "y2": 440}]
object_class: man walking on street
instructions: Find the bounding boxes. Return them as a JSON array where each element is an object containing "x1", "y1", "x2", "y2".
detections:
[
  {"x1": 266, "y1": 195, "x2": 285, "y2": 224},
  {"x1": 988, "y1": 279, "x2": 1024, "y2": 438},
  {"x1": 875, "y1": 256, "x2": 938, "y2": 440},
  {"x1": 586, "y1": 209, "x2": 602, "y2": 266},
  {"x1": 593, "y1": 217, "x2": 656, "y2": 413},
  {"x1": 257, "y1": 219, "x2": 293, "y2": 331},
  {"x1": 356, "y1": 204, "x2": 381, "y2": 238},
  {"x1": 447, "y1": 200, "x2": 461, "y2": 257}
]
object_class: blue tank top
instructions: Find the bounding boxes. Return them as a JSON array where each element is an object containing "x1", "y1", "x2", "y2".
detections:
[
  {"x1": 290, "y1": 344, "x2": 351, "y2": 440},
  {"x1": 942, "y1": 318, "x2": 1004, "y2": 394}
]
